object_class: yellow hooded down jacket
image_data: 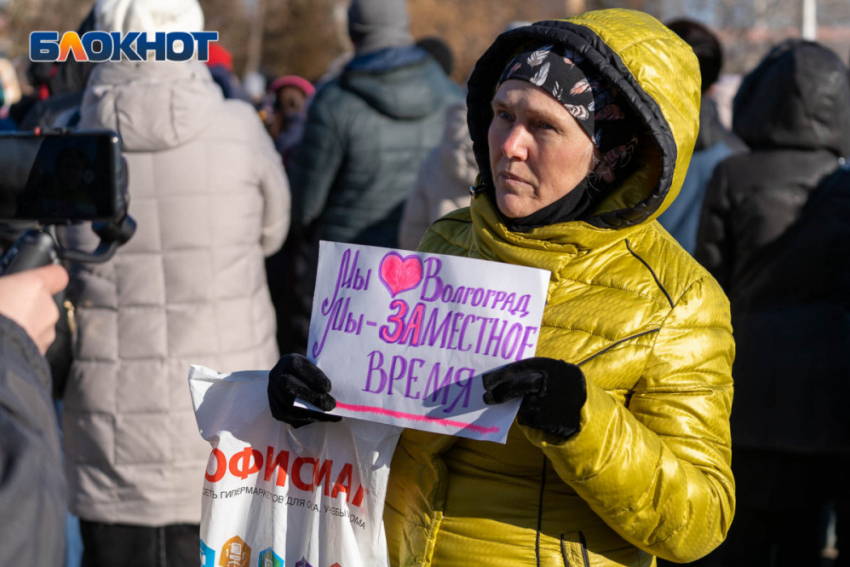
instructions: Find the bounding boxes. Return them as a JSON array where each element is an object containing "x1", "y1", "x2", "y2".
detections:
[{"x1": 384, "y1": 10, "x2": 735, "y2": 567}]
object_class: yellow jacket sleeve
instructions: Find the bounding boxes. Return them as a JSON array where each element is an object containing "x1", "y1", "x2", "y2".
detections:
[{"x1": 521, "y1": 275, "x2": 735, "y2": 563}]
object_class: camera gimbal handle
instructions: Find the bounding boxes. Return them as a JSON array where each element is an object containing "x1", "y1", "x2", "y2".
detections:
[
  {"x1": 0, "y1": 214, "x2": 136, "y2": 275},
  {"x1": 60, "y1": 215, "x2": 136, "y2": 264},
  {"x1": 0, "y1": 230, "x2": 59, "y2": 274}
]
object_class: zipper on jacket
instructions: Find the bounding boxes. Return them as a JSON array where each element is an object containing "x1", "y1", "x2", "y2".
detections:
[
  {"x1": 559, "y1": 535, "x2": 573, "y2": 567},
  {"x1": 64, "y1": 299, "x2": 76, "y2": 337},
  {"x1": 559, "y1": 532, "x2": 591, "y2": 567},
  {"x1": 536, "y1": 455, "x2": 547, "y2": 567},
  {"x1": 576, "y1": 328, "x2": 660, "y2": 367},
  {"x1": 624, "y1": 238, "x2": 674, "y2": 308},
  {"x1": 579, "y1": 531, "x2": 591, "y2": 567}
]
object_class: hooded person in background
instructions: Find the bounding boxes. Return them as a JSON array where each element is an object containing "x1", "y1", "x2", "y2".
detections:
[
  {"x1": 695, "y1": 39, "x2": 850, "y2": 567},
  {"x1": 280, "y1": 0, "x2": 462, "y2": 355},
  {"x1": 416, "y1": 36, "x2": 454, "y2": 78},
  {"x1": 397, "y1": 101, "x2": 477, "y2": 250},
  {"x1": 57, "y1": 0, "x2": 290, "y2": 564},
  {"x1": 656, "y1": 19, "x2": 744, "y2": 255},
  {"x1": 270, "y1": 10, "x2": 735, "y2": 566}
]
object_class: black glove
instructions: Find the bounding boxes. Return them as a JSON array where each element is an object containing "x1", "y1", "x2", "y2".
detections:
[
  {"x1": 482, "y1": 357, "x2": 587, "y2": 439},
  {"x1": 268, "y1": 353, "x2": 342, "y2": 428}
]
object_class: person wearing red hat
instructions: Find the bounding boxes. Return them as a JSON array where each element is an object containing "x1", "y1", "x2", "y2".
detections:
[
  {"x1": 267, "y1": 76, "x2": 315, "y2": 166},
  {"x1": 264, "y1": 74, "x2": 316, "y2": 358},
  {"x1": 205, "y1": 42, "x2": 252, "y2": 103}
]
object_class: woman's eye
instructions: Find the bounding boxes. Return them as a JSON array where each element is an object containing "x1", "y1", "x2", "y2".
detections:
[{"x1": 495, "y1": 110, "x2": 512, "y2": 121}]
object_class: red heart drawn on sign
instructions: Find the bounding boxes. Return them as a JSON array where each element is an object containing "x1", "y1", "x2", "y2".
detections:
[{"x1": 379, "y1": 252, "x2": 423, "y2": 297}]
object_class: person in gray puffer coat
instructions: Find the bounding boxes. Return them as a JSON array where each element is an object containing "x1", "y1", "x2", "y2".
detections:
[
  {"x1": 289, "y1": 0, "x2": 460, "y2": 246},
  {"x1": 58, "y1": 0, "x2": 290, "y2": 564},
  {"x1": 281, "y1": 0, "x2": 461, "y2": 354}
]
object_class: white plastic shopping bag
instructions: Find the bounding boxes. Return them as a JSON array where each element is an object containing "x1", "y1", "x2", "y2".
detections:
[{"x1": 189, "y1": 365, "x2": 402, "y2": 567}]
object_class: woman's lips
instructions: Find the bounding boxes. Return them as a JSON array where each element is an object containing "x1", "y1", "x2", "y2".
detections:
[{"x1": 498, "y1": 171, "x2": 531, "y2": 186}]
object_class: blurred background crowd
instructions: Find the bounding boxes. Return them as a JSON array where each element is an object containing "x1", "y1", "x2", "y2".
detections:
[{"x1": 3, "y1": 0, "x2": 850, "y2": 97}]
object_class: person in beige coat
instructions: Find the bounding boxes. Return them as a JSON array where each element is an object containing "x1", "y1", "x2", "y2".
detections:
[
  {"x1": 57, "y1": 0, "x2": 290, "y2": 564},
  {"x1": 398, "y1": 102, "x2": 477, "y2": 250}
]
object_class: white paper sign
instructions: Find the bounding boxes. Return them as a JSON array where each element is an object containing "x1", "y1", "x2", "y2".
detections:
[{"x1": 307, "y1": 241, "x2": 549, "y2": 443}]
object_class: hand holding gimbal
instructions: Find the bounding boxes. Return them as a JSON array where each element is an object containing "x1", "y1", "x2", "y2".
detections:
[{"x1": 0, "y1": 265, "x2": 68, "y2": 354}]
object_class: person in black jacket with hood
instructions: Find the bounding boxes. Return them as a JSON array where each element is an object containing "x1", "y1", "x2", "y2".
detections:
[{"x1": 695, "y1": 39, "x2": 850, "y2": 567}]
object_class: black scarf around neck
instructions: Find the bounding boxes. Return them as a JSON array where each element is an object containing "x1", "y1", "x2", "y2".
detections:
[{"x1": 489, "y1": 176, "x2": 603, "y2": 232}]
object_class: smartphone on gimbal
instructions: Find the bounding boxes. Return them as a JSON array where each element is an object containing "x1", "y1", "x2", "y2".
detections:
[
  {"x1": 0, "y1": 130, "x2": 125, "y2": 224},
  {"x1": 0, "y1": 129, "x2": 135, "y2": 274}
]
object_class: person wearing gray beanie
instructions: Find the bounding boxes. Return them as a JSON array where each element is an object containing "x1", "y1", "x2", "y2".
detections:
[
  {"x1": 280, "y1": 0, "x2": 462, "y2": 356},
  {"x1": 347, "y1": 0, "x2": 414, "y2": 54}
]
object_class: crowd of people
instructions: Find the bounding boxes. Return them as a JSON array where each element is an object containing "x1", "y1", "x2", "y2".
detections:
[{"x1": 1, "y1": 0, "x2": 849, "y2": 566}]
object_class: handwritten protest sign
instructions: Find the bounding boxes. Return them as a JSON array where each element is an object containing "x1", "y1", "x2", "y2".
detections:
[{"x1": 307, "y1": 241, "x2": 549, "y2": 443}]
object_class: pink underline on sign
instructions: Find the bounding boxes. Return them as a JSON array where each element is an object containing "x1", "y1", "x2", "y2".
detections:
[{"x1": 335, "y1": 402, "x2": 500, "y2": 435}]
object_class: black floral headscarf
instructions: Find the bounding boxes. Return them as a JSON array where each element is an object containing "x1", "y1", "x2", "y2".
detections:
[{"x1": 497, "y1": 44, "x2": 640, "y2": 191}]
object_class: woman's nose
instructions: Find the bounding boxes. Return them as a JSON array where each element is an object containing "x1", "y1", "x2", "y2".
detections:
[{"x1": 501, "y1": 124, "x2": 529, "y2": 160}]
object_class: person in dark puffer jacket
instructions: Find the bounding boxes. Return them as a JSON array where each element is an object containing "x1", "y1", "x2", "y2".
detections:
[
  {"x1": 281, "y1": 0, "x2": 462, "y2": 354},
  {"x1": 695, "y1": 39, "x2": 850, "y2": 567}
]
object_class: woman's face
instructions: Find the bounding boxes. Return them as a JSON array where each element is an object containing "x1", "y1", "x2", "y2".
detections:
[
  {"x1": 276, "y1": 86, "x2": 307, "y2": 118},
  {"x1": 488, "y1": 79, "x2": 596, "y2": 218}
]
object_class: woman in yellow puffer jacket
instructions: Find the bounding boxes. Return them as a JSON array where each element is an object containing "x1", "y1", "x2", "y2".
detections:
[
  {"x1": 268, "y1": 8, "x2": 735, "y2": 567},
  {"x1": 381, "y1": 10, "x2": 735, "y2": 567}
]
